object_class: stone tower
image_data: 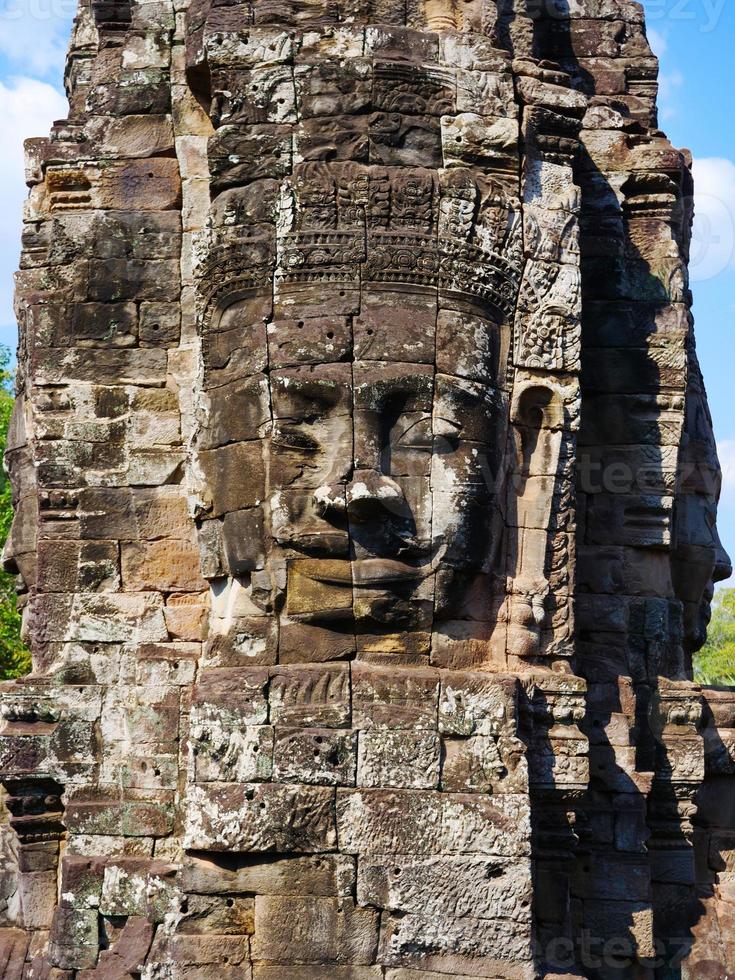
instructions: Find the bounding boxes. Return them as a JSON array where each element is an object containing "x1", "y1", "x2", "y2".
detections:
[{"x1": 0, "y1": 0, "x2": 733, "y2": 975}]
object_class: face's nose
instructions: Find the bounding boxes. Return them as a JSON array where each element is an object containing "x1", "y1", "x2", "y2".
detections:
[
  {"x1": 714, "y1": 532, "x2": 733, "y2": 584},
  {"x1": 1, "y1": 533, "x2": 18, "y2": 576},
  {"x1": 312, "y1": 482, "x2": 347, "y2": 522},
  {"x1": 344, "y1": 470, "x2": 420, "y2": 561},
  {"x1": 345, "y1": 470, "x2": 410, "y2": 524}
]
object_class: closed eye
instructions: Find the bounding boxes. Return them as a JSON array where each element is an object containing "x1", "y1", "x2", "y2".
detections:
[{"x1": 272, "y1": 427, "x2": 320, "y2": 453}]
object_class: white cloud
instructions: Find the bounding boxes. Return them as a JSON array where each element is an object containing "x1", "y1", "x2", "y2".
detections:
[
  {"x1": 0, "y1": 0, "x2": 74, "y2": 77},
  {"x1": 0, "y1": 76, "x2": 68, "y2": 327},
  {"x1": 647, "y1": 27, "x2": 667, "y2": 57},
  {"x1": 718, "y1": 441, "x2": 735, "y2": 493},
  {"x1": 691, "y1": 157, "x2": 735, "y2": 283},
  {"x1": 658, "y1": 68, "x2": 683, "y2": 121},
  {"x1": 646, "y1": 22, "x2": 679, "y2": 122}
]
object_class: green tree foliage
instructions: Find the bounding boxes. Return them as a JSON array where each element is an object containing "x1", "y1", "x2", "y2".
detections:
[
  {"x1": 0, "y1": 348, "x2": 31, "y2": 679},
  {"x1": 694, "y1": 588, "x2": 735, "y2": 687}
]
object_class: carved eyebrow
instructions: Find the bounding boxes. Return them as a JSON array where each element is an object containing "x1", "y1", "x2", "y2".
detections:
[
  {"x1": 271, "y1": 426, "x2": 320, "y2": 452},
  {"x1": 275, "y1": 378, "x2": 346, "y2": 408},
  {"x1": 432, "y1": 415, "x2": 463, "y2": 431},
  {"x1": 357, "y1": 377, "x2": 434, "y2": 408},
  {"x1": 393, "y1": 415, "x2": 434, "y2": 444}
]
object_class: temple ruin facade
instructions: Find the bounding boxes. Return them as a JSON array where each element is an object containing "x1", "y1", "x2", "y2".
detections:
[{"x1": 0, "y1": 0, "x2": 734, "y2": 975}]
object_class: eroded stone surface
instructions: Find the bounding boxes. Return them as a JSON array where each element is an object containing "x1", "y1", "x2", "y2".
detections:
[{"x1": 0, "y1": 0, "x2": 732, "y2": 975}]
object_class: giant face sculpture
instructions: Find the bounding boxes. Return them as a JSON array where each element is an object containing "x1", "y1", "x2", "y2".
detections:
[
  {"x1": 194, "y1": 162, "x2": 522, "y2": 663},
  {"x1": 672, "y1": 383, "x2": 732, "y2": 657}
]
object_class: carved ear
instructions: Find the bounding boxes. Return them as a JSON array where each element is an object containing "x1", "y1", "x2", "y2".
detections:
[{"x1": 506, "y1": 381, "x2": 565, "y2": 659}]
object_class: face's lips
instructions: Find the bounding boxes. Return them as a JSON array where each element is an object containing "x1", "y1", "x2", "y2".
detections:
[{"x1": 301, "y1": 547, "x2": 447, "y2": 588}]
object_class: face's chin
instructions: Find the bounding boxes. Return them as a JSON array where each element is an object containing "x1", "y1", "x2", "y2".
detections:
[{"x1": 687, "y1": 585, "x2": 715, "y2": 655}]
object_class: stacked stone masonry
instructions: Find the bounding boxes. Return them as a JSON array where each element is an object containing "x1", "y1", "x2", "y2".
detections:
[{"x1": 0, "y1": 0, "x2": 733, "y2": 976}]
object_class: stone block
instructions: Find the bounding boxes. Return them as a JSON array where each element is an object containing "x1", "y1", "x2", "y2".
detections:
[
  {"x1": 148, "y1": 933, "x2": 250, "y2": 967},
  {"x1": 268, "y1": 664, "x2": 351, "y2": 727},
  {"x1": 100, "y1": 859, "x2": 178, "y2": 921},
  {"x1": 255, "y1": 969, "x2": 382, "y2": 980},
  {"x1": 379, "y1": 911, "x2": 533, "y2": 974},
  {"x1": 192, "y1": 716, "x2": 273, "y2": 784},
  {"x1": 352, "y1": 664, "x2": 439, "y2": 730},
  {"x1": 438, "y1": 673, "x2": 517, "y2": 737},
  {"x1": 198, "y1": 442, "x2": 266, "y2": 518},
  {"x1": 184, "y1": 783, "x2": 337, "y2": 852},
  {"x1": 181, "y1": 853, "x2": 355, "y2": 897},
  {"x1": 17, "y1": 871, "x2": 58, "y2": 929},
  {"x1": 357, "y1": 730, "x2": 440, "y2": 789},
  {"x1": 192, "y1": 668, "x2": 269, "y2": 726},
  {"x1": 0, "y1": 929, "x2": 29, "y2": 979},
  {"x1": 252, "y1": 895, "x2": 379, "y2": 964},
  {"x1": 177, "y1": 895, "x2": 254, "y2": 935},
  {"x1": 96, "y1": 159, "x2": 181, "y2": 211},
  {"x1": 358, "y1": 854, "x2": 532, "y2": 921},
  {"x1": 441, "y1": 736, "x2": 509, "y2": 793},
  {"x1": 121, "y1": 539, "x2": 203, "y2": 592},
  {"x1": 337, "y1": 789, "x2": 442, "y2": 855},
  {"x1": 90, "y1": 916, "x2": 154, "y2": 976},
  {"x1": 439, "y1": 794, "x2": 532, "y2": 857},
  {"x1": 48, "y1": 907, "x2": 99, "y2": 970},
  {"x1": 65, "y1": 799, "x2": 173, "y2": 838},
  {"x1": 278, "y1": 621, "x2": 357, "y2": 663},
  {"x1": 209, "y1": 124, "x2": 293, "y2": 192},
  {"x1": 273, "y1": 727, "x2": 357, "y2": 785}
]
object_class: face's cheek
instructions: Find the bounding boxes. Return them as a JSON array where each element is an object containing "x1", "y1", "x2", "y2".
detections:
[
  {"x1": 429, "y1": 376, "x2": 507, "y2": 575},
  {"x1": 269, "y1": 415, "x2": 352, "y2": 491},
  {"x1": 220, "y1": 509, "x2": 267, "y2": 576},
  {"x1": 265, "y1": 366, "x2": 354, "y2": 561},
  {"x1": 671, "y1": 493, "x2": 728, "y2": 652},
  {"x1": 431, "y1": 487, "x2": 492, "y2": 571},
  {"x1": 266, "y1": 414, "x2": 351, "y2": 556},
  {"x1": 3, "y1": 493, "x2": 39, "y2": 596}
]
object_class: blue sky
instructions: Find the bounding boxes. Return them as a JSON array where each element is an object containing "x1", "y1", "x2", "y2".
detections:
[
  {"x1": 0, "y1": 0, "x2": 734, "y2": 580},
  {"x1": 645, "y1": 0, "x2": 735, "y2": 584}
]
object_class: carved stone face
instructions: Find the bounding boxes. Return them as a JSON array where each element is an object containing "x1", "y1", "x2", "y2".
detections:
[
  {"x1": 673, "y1": 493, "x2": 732, "y2": 654},
  {"x1": 196, "y1": 279, "x2": 510, "y2": 641},
  {"x1": 189, "y1": 27, "x2": 526, "y2": 660},
  {"x1": 1, "y1": 396, "x2": 37, "y2": 637},
  {"x1": 672, "y1": 388, "x2": 733, "y2": 655}
]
